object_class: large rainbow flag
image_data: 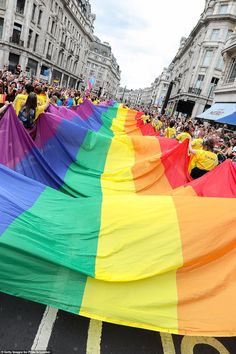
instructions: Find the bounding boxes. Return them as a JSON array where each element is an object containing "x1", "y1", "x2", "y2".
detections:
[{"x1": 0, "y1": 101, "x2": 235, "y2": 336}]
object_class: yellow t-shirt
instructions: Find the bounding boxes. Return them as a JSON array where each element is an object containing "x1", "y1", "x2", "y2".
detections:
[
  {"x1": 191, "y1": 138, "x2": 203, "y2": 150},
  {"x1": 165, "y1": 127, "x2": 176, "y2": 138},
  {"x1": 74, "y1": 97, "x2": 83, "y2": 105},
  {"x1": 14, "y1": 94, "x2": 28, "y2": 115},
  {"x1": 190, "y1": 150, "x2": 218, "y2": 171},
  {"x1": 152, "y1": 120, "x2": 163, "y2": 131},
  {"x1": 176, "y1": 132, "x2": 191, "y2": 142},
  {"x1": 35, "y1": 104, "x2": 48, "y2": 120},
  {"x1": 37, "y1": 94, "x2": 47, "y2": 106}
]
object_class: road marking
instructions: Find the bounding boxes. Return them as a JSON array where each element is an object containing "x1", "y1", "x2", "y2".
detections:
[
  {"x1": 31, "y1": 306, "x2": 58, "y2": 350},
  {"x1": 160, "y1": 332, "x2": 176, "y2": 354},
  {"x1": 181, "y1": 336, "x2": 230, "y2": 354},
  {"x1": 86, "y1": 319, "x2": 103, "y2": 354}
]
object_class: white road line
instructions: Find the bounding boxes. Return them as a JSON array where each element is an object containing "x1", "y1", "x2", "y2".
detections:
[
  {"x1": 160, "y1": 332, "x2": 176, "y2": 354},
  {"x1": 86, "y1": 319, "x2": 103, "y2": 354},
  {"x1": 31, "y1": 306, "x2": 58, "y2": 351}
]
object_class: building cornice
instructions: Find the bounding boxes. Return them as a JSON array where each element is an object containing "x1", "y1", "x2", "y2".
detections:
[{"x1": 171, "y1": 14, "x2": 236, "y2": 63}]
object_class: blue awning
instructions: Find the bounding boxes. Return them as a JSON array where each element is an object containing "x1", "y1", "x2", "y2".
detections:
[{"x1": 197, "y1": 103, "x2": 236, "y2": 125}]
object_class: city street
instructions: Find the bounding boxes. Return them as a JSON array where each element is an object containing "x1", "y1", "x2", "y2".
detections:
[
  {"x1": 0, "y1": 292, "x2": 235, "y2": 354},
  {"x1": 0, "y1": 0, "x2": 236, "y2": 352}
]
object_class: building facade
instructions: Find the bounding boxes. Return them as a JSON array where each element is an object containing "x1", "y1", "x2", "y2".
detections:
[
  {"x1": 151, "y1": 68, "x2": 170, "y2": 110},
  {"x1": 166, "y1": 0, "x2": 236, "y2": 118},
  {"x1": 83, "y1": 36, "x2": 121, "y2": 98},
  {"x1": 0, "y1": 0, "x2": 95, "y2": 87},
  {"x1": 214, "y1": 28, "x2": 236, "y2": 102}
]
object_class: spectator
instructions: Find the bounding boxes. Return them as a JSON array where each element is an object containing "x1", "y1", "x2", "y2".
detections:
[{"x1": 189, "y1": 138, "x2": 218, "y2": 179}]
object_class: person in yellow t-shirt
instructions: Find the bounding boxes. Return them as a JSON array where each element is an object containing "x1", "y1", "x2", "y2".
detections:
[
  {"x1": 18, "y1": 92, "x2": 50, "y2": 129},
  {"x1": 191, "y1": 130, "x2": 204, "y2": 150},
  {"x1": 189, "y1": 138, "x2": 218, "y2": 179},
  {"x1": 13, "y1": 83, "x2": 34, "y2": 115},
  {"x1": 140, "y1": 112, "x2": 151, "y2": 124},
  {"x1": 164, "y1": 120, "x2": 176, "y2": 138},
  {"x1": 191, "y1": 137, "x2": 203, "y2": 150},
  {"x1": 176, "y1": 125, "x2": 191, "y2": 142},
  {"x1": 152, "y1": 116, "x2": 163, "y2": 132}
]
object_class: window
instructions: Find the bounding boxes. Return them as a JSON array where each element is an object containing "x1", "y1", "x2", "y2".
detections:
[
  {"x1": 12, "y1": 22, "x2": 22, "y2": 44},
  {"x1": 33, "y1": 33, "x2": 38, "y2": 51},
  {"x1": 216, "y1": 55, "x2": 224, "y2": 70},
  {"x1": 219, "y1": 4, "x2": 228, "y2": 14},
  {"x1": 51, "y1": 20, "x2": 55, "y2": 36},
  {"x1": 47, "y1": 42, "x2": 52, "y2": 59},
  {"x1": 8, "y1": 53, "x2": 20, "y2": 73},
  {"x1": 27, "y1": 58, "x2": 38, "y2": 76},
  {"x1": 16, "y1": 0, "x2": 25, "y2": 15},
  {"x1": 195, "y1": 74, "x2": 204, "y2": 89},
  {"x1": 228, "y1": 59, "x2": 236, "y2": 83},
  {"x1": 226, "y1": 29, "x2": 233, "y2": 41},
  {"x1": 211, "y1": 29, "x2": 220, "y2": 41},
  {"x1": 208, "y1": 77, "x2": 219, "y2": 97},
  {"x1": 37, "y1": 9, "x2": 42, "y2": 26},
  {"x1": 27, "y1": 29, "x2": 33, "y2": 48},
  {"x1": 202, "y1": 50, "x2": 213, "y2": 67},
  {"x1": 40, "y1": 65, "x2": 49, "y2": 77},
  {"x1": 0, "y1": 17, "x2": 4, "y2": 39},
  {"x1": 31, "y1": 3, "x2": 36, "y2": 22}
]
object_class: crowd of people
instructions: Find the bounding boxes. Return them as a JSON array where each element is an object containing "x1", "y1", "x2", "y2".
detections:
[
  {"x1": 0, "y1": 64, "x2": 104, "y2": 128},
  {"x1": 0, "y1": 64, "x2": 235, "y2": 180},
  {"x1": 140, "y1": 111, "x2": 236, "y2": 179}
]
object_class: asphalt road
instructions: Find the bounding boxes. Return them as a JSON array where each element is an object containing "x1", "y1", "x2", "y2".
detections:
[{"x1": 0, "y1": 292, "x2": 235, "y2": 354}]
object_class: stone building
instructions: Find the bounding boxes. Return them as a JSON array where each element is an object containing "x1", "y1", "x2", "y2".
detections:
[
  {"x1": 214, "y1": 29, "x2": 236, "y2": 102},
  {"x1": 0, "y1": 0, "x2": 95, "y2": 87},
  {"x1": 83, "y1": 36, "x2": 120, "y2": 98},
  {"x1": 151, "y1": 68, "x2": 170, "y2": 110},
  {"x1": 166, "y1": 0, "x2": 236, "y2": 118}
]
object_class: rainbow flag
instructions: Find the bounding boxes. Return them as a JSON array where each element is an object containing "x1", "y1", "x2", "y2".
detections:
[{"x1": 0, "y1": 101, "x2": 236, "y2": 336}]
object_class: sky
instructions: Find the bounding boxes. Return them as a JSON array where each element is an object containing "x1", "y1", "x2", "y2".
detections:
[{"x1": 90, "y1": 0, "x2": 206, "y2": 89}]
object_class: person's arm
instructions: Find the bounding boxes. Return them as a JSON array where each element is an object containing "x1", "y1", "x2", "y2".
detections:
[
  {"x1": 0, "y1": 101, "x2": 11, "y2": 114},
  {"x1": 188, "y1": 140, "x2": 197, "y2": 155}
]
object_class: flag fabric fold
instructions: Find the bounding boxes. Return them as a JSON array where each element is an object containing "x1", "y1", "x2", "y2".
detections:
[{"x1": 0, "y1": 101, "x2": 235, "y2": 336}]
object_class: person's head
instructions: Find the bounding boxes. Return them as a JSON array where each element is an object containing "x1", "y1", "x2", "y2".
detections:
[
  {"x1": 169, "y1": 120, "x2": 175, "y2": 128},
  {"x1": 54, "y1": 91, "x2": 61, "y2": 99},
  {"x1": 202, "y1": 138, "x2": 215, "y2": 152},
  {"x1": 34, "y1": 85, "x2": 42, "y2": 95},
  {"x1": 50, "y1": 95, "x2": 58, "y2": 105},
  {"x1": 25, "y1": 83, "x2": 34, "y2": 94},
  {"x1": 183, "y1": 125, "x2": 190, "y2": 133},
  {"x1": 25, "y1": 92, "x2": 37, "y2": 110},
  {"x1": 198, "y1": 129, "x2": 205, "y2": 139},
  {"x1": 10, "y1": 82, "x2": 17, "y2": 89}
]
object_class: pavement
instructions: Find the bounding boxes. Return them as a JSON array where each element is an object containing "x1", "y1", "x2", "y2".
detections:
[{"x1": 0, "y1": 292, "x2": 235, "y2": 354}]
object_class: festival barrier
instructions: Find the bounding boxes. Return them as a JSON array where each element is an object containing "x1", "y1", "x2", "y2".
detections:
[{"x1": 0, "y1": 101, "x2": 235, "y2": 337}]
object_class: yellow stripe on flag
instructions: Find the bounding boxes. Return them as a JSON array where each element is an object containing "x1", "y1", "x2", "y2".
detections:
[
  {"x1": 101, "y1": 107, "x2": 136, "y2": 195},
  {"x1": 80, "y1": 195, "x2": 183, "y2": 333}
]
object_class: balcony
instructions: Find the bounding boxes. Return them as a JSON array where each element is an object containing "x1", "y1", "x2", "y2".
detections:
[
  {"x1": 222, "y1": 34, "x2": 236, "y2": 55},
  {"x1": 188, "y1": 87, "x2": 202, "y2": 96},
  {"x1": 9, "y1": 36, "x2": 24, "y2": 46},
  {"x1": 0, "y1": 0, "x2": 6, "y2": 10},
  {"x1": 46, "y1": 54, "x2": 52, "y2": 61}
]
